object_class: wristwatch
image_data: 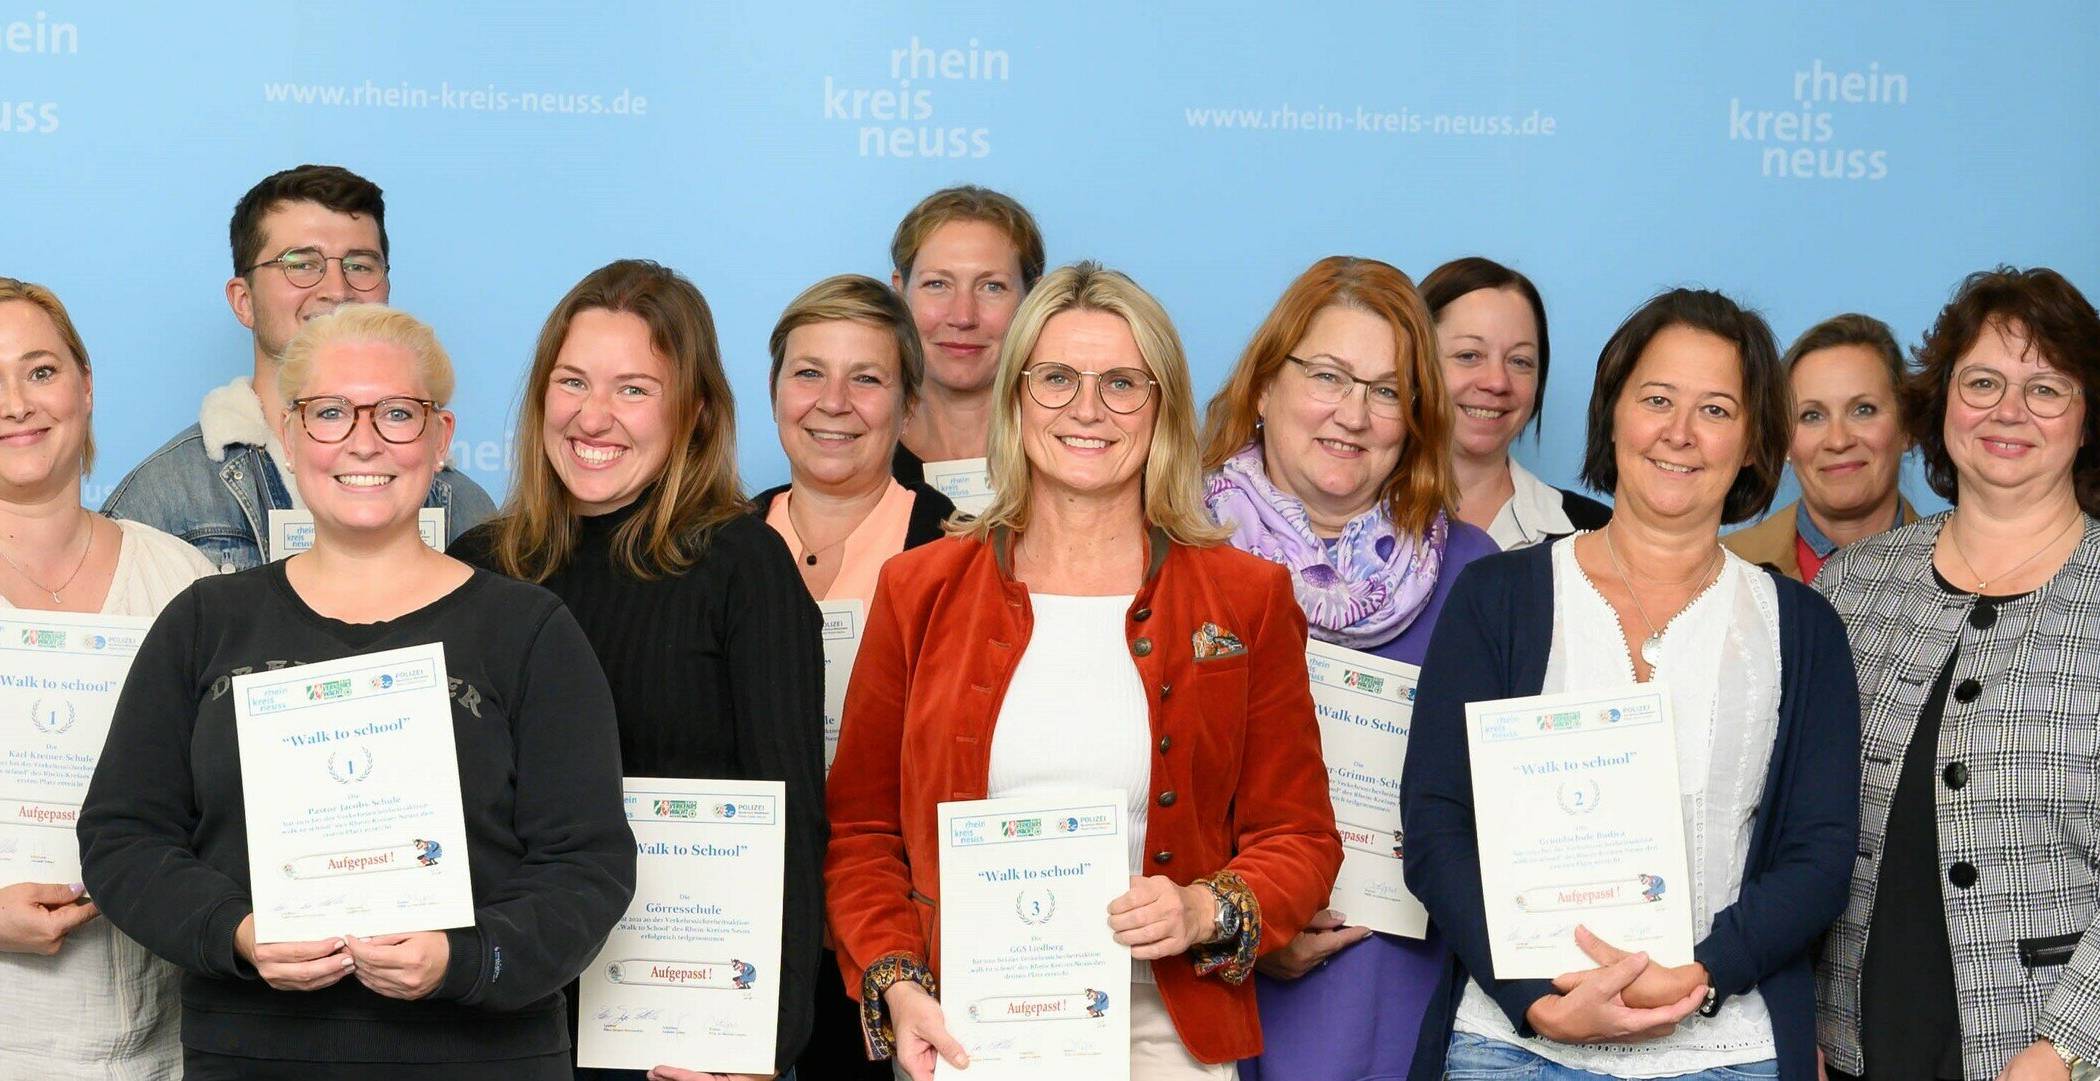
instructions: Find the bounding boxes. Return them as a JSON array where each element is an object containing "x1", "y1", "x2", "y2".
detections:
[
  {"x1": 1698, "y1": 985, "x2": 1719, "y2": 1018},
  {"x1": 1204, "y1": 882, "x2": 1241, "y2": 944}
]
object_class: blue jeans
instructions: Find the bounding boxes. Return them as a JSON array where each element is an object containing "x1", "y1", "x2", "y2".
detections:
[{"x1": 1445, "y1": 1031, "x2": 1779, "y2": 1081}]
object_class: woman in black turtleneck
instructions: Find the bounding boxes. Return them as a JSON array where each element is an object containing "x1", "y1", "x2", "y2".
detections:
[{"x1": 451, "y1": 260, "x2": 824, "y2": 1081}]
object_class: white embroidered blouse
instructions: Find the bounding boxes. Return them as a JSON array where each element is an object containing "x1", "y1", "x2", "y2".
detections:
[{"x1": 1453, "y1": 537, "x2": 1782, "y2": 1075}]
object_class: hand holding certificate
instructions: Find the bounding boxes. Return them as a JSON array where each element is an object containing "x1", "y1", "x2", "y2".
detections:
[
  {"x1": 938, "y1": 793, "x2": 1131, "y2": 1080},
  {"x1": 234, "y1": 643, "x2": 475, "y2": 943},
  {"x1": 1464, "y1": 685, "x2": 1693, "y2": 979}
]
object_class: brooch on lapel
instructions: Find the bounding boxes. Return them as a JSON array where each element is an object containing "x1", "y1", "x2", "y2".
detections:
[{"x1": 1192, "y1": 622, "x2": 1246, "y2": 661}]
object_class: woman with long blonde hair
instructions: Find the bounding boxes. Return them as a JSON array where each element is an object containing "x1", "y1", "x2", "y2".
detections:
[{"x1": 826, "y1": 261, "x2": 1341, "y2": 1080}]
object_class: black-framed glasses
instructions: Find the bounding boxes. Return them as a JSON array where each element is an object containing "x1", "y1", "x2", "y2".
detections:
[
  {"x1": 290, "y1": 396, "x2": 436, "y2": 444},
  {"x1": 1021, "y1": 363, "x2": 1158, "y2": 414},
  {"x1": 246, "y1": 247, "x2": 389, "y2": 291},
  {"x1": 1286, "y1": 356, "x2": 1406, "y2": 418},
  {"x1": 1954, "y1": 365, "x2": 2082, "y2": 419}
]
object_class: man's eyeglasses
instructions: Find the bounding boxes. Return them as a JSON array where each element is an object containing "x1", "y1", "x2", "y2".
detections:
[{"x1": 247, "y1": 247, "x2": 389, "y2": 292}]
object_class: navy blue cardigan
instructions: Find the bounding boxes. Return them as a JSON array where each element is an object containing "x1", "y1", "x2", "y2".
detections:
[{"x1": 1399, "y1": 541, "x2": 1860, "y2": 1081}]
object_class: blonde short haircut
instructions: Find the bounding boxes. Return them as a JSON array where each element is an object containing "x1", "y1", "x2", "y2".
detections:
[
  {"x1": 0, "y1": 277, "x2": 95, "y2": 474},
  {"x1": 767, "y1": 274, "x2": 924, "y2": 406},
  {"x1": 277, "y1": 304, "x2": 456, "y2": 406},
  {"x1": 961, "y1": 261, "x2": 1227, "y2": 546}
]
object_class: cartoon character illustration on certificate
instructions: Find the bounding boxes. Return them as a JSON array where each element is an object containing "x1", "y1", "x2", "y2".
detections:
[
  {"x1": 1640, "y1": 873, "x2": 1666, "y2": 902},
  {"x1": 413, "y1": 838, "x2": 442, "y2": 866},
  {"x1": 730, "y1": 959, "x2": 756, "y2": 989},
  {"x1": 1085, "y1": 987, "x2": 1109, "y2": 1018}
]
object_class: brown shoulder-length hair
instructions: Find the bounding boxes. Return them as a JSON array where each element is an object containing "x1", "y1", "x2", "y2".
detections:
[
  {"x1": 1199, "y1": 256, "x2": 1454, "y2": 538},
  {"x1": 1579, "y1": 288, "x2": 1788, "y2": 526},
  {"x1": 487, "y1": 259, "x2": 743, "y2": 582},
  {"x1": 1904, "y1": 266, "x2": 2100, "y2": 513}
]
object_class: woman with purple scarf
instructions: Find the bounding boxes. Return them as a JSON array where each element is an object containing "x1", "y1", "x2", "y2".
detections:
[{"x1": 1200, "y1": 256, "x2": 1498, "y2": 1080}]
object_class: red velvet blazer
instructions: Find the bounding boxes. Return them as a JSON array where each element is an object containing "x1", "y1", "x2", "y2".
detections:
[{"x1": 824, "y1": 526, "x2": 1342, "y2": 1064}]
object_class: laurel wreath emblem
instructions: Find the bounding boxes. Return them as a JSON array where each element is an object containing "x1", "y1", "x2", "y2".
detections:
[
  {"x1": 1015, "y1": 887, "x2": 1057, "y2": 925},
  {"x1": 327, "y1": 746, "x2": 376, "y2": 784},
  {"x1": 28, "y1": 697, "x2": 76, "y2": 735}
]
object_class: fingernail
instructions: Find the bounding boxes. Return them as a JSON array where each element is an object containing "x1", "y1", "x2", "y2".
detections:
[
  {"x1": 334, "y1": 938, "x2": 346, "y2": 949},
  {"x1": 67, "y1": 882, "x2": 85, "y2": 895},
  {"x1": 1328, "y1": 910, "x2": 1346, "y2": 922},
  {"x1": 340, "y1": 956, "x2": 354, "y2": 968}
]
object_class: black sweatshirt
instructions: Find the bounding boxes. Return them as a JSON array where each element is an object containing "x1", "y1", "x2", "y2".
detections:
[
  {"x1": 452, "y1": 508, "x2": 828, "y2": 1073},
  {"x1": 77, "y1": 561, "x2": 635, "y2": 1068}
]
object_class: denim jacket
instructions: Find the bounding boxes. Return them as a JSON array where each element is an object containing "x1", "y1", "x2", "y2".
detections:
[{"x1": 101, "y1": 380, "x2": 498, "y2": 573}]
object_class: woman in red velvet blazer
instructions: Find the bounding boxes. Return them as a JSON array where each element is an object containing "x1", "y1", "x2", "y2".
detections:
[{"x1": 825, "y1": 262, "x2": 1342, "y2": 1079}]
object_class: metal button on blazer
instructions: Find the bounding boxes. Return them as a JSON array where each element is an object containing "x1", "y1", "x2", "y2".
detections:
[
  {"x1": 1132, "y1": 637, "x2": 1153, "y2": 657},
  {"x1": 1944, "y1": 761, "x2": 1969, "y2": 790}
]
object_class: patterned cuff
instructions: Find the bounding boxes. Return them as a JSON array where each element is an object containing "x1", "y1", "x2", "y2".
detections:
[
  {"x1": 859, "y1": 951, "x2": 937, "y2": 1061},
  {"x1": 1188, "y1": 871, "x2": 1262, "y2": 984}
]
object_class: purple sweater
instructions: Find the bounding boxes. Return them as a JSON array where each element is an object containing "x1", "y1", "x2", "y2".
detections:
[{"x1": 1238, "y1": 520, "x2": 1499, "y2": 1081}]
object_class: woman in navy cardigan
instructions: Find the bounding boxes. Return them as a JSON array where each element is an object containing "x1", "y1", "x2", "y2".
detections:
[{"x1": 1400, "y1": 289, "x2": 1860, "y2": 1081}]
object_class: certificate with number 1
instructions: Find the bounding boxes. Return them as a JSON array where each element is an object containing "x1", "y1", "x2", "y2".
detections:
[
  {"x1": 0, "y1": 611, "x2": 151, "y2": 884},
  {"x1": 939, "y1": 793, "x2": 1130, "y2": 1080},
  {"x1": 234, "y1": 643, "x2": 475, "y2": 943}
]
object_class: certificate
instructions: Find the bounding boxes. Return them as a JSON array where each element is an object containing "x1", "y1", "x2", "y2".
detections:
[
  {"x1": 939, "y1": 793, "x2": 1130, "y2": 1081},
  {"x1": 0, "y1": 611, "x2": 152, "y2": 884},
  {"x1": 817, "y1": 599, "x2": 864, "y2": 774},
  {"x1": 270, "y1": 508, "x2": 444, "y2": 559},
  {"x1": 578, "y1": 779, "x2": 786, "y2": 1073},
  {"x1": 1305, "y1": 640, "x2": 1425, "y2": 937},
  {"x1": 1465, "y1": 685, "x2": 1693, "y2": 978},
  {"x1": 234, "y1": 643, "x2": 475, "y2": 943},
  {"x1": 922, "y1": 457, "x2": 995, "y2": 516}
]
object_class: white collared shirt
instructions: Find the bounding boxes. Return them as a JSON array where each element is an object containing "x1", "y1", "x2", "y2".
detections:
[{"x1": 1485, "y1": 457, "x2": 1576, "y2": 551}]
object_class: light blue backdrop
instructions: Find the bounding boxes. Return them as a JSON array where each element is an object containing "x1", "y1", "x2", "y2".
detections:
[{"x1": 9, "y1": 2, "x2": 2098, "y2": 515}]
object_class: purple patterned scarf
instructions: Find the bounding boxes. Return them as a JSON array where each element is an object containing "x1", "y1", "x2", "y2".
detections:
[{"x1": 1205, "y1": 441, "x2": 1446, "y2": 650}]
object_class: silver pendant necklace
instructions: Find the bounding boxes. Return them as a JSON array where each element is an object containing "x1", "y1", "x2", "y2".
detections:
[
  {"x1": 1602, "y1": 523, "x2": 1720, "y2": 669},
  {"x1": 0, "y1": 511, "x2": 96, "y2": 605}
]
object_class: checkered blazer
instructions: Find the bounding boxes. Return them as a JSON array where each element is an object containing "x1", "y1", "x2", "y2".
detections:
[{"x1": 1814, "y1": 512, "x2": 2100, "y2": 1078}]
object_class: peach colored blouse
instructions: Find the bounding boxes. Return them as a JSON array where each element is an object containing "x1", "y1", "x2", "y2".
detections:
[{"x1": 764, "y1": 480, "x2": 917, "y2": 606}]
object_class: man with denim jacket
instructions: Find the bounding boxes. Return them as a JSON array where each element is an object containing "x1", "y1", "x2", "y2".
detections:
[{"x1": 102, "y1": 164, "x2": 494, "y2": 571}]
